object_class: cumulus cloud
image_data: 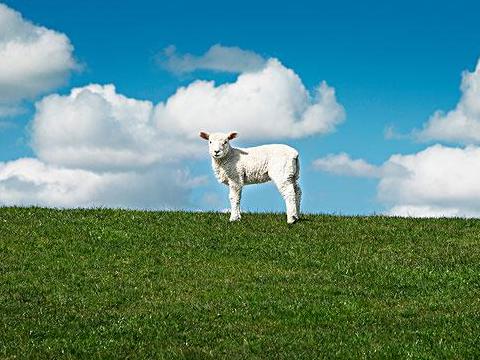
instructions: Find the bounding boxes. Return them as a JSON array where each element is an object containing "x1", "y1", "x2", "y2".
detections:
[
  {"x1": 0, "y1": 158, "x2": 204, "y2": 209},
  {"x1": 378, "y1": 145, "x2": 480, "y2": 217},
  {"x1": 385, "y1": 205, "x2": 475, "y2": 218},
  {"x1": 31, "y1": 84, "x2": 193, "y2": 171},
  {"x1": 416, "y1": 59, "x2": 480, "y2": 144},
  {"x1": 21, "y1": 85, "x2": 206, "y2": 208},
  {"x1": 155, "y1": 58, "x2": 344, "y2": 140},
  {"x1": 312, "y1": 153, "x2": 382, "y2": 177},
  {"x1": 314, "y1": 145, "x2": 480, "y2": 217},
  {"x1": 158, "y1": 44, "x2": 267, "y2": 74},
  {"x1": 0, "y1": 3, "x2": 77, "y2": 114},
  {"x1": 0, "y1": 4, "x2": 78, "y2": 100}
]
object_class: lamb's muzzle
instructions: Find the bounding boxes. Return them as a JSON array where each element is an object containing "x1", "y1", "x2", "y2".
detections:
[{"x1": 200, "y1": 131, "x2": 301, "y2": 224}]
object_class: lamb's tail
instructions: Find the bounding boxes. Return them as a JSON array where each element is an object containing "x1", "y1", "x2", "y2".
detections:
[
  {"x1": 292, "y1": 155, "x2": 302, "y2": 217},
  {"x1": 293, "y1": 154, "x2": 300, "y2": 180}
]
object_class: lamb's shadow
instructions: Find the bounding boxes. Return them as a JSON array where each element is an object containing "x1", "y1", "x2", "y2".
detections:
[{"x1": 296, "y1": 217, "x2": 313, "y2": 223}]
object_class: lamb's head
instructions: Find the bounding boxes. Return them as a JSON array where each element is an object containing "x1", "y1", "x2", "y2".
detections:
[{"x1": 199, "y1": 131, "x2": 238, "y2": 159}]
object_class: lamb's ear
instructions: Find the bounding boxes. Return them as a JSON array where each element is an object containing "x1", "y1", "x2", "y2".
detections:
[
  {"x1": 199, "y1": 131, "x2": 210, "y2": 140},
  {"x1": 228, "y1": 132, "x2": 238, "y2": 140}
]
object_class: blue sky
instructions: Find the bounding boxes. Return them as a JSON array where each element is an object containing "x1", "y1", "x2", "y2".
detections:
[{"x1": 1, "y1": 0, "x2": 480, "y2": 216}]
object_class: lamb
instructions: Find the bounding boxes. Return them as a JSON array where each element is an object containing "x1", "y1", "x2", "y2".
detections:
[{"x1": 200, "y1": 131, "x2": 301, "y2": 224}]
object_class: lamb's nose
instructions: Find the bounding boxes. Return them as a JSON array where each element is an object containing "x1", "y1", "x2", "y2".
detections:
[{"x1": 214, "y1": 150, "x2": 220, "y2": 154}]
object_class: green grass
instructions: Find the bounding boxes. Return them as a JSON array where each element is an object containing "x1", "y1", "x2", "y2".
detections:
[{"x1": 1, "y1": 207, "x2": 480, "y2": 359}]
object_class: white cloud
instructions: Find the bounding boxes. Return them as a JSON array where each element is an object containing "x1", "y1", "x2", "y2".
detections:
[
  {"x1": 0, "y1": 158, "x2": 203, "y2": 209},
  {"x1": 0, "y1": 3, "x2": 77, "y2": 106},
  {"x1": 312, "y1": 153, "x2": 382, "y2": 177},
  {"x1": 158, "y1": 44, "x2": 266, "y2": 74},
  {"x1": 385, "y1": 205, "x2": 476, "y2": 218},
  {"x1": 23, "y1": 86, "x2": 205, "y2": 209},
  {"x1": 314, "y1": 145, "x2": 480, "y2": 217},
  {"x1": 416, "y1": 59, "x2": 480, "y2": 144},
  {"x1": 155, "y1": 58, "x2": 344, "y2": 140},
  {"x1": 378, "y1": 145, "x2": 480, "y2": 216},
  {"x1": 31, "y1": 84, "x2": 195, "y2": 171}
]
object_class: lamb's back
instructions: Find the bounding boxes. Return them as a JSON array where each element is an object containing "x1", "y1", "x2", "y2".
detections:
[
  {"x1": 239, "y1": 144, "x2": 298, "y2": 160},
  {"x1": 236, "y1": 144, "x2": 298, "y2": 184}
]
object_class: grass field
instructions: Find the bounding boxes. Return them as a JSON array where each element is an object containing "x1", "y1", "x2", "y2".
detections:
[{"x1": 1, "y1": 207, "x2": 480, "y2": 359}]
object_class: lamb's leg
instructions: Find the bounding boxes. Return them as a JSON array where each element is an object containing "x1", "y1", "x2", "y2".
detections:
[
  {"x1": 294, "y1": 181, "x2": 302, "y2": 217},
  {"x1": 228, "y1": 184, "x2": 242, "y2": 221},
  {"x1": 275, "y1": 180, "x2": 298, "y2": 224}
]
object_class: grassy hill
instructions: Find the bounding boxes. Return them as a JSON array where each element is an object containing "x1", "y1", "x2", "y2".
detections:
[{"x1": 1, "y1": 207, "x2": 480, "y2": 359}]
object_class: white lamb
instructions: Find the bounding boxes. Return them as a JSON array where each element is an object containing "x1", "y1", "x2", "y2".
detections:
[{"x1": 200, "y1": 131, "x2": 301, "y2": 224}]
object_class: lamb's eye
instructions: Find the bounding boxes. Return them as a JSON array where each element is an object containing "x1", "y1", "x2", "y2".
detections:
[
  {"x1": 223, "y1": 141, "x2": 227, "y2": 145},
  {"x1": 209, "y1": 141, "x2": 212, "y2": 144}
]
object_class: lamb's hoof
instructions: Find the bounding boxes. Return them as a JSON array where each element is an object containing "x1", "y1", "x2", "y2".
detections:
[
  {"x1": 229, "y1": 215, "x2": 241, "y2": 222},
  {"x1": 287, "y1": 216, "x2": 299, "y2": 224}
]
